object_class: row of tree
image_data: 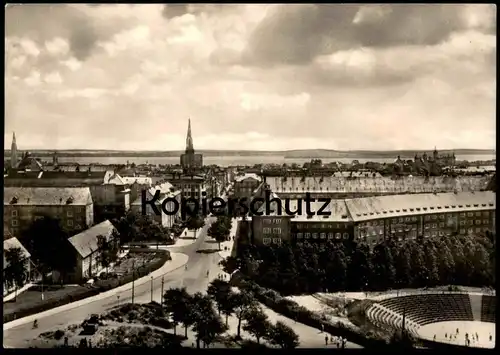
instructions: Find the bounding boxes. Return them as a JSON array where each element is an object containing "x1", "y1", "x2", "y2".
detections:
[
  {"x1": 207, "y1": 216, "x2": 232, "y2": 250},
  {"x1": 163, "y1": 279, "x2": 299, "y2": 348},
  {"x1": 225, "y1": 232, "x2": 495, "y2": 295}
]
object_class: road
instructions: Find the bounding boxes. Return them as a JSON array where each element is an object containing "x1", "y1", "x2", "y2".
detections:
[{"x1": 4, "y1": 217, "x2": 222, "y2": 348}]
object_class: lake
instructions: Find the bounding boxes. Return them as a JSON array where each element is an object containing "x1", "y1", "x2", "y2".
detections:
[{"x1": 56, "y1": 154, "x2": 496, "y2": 167}]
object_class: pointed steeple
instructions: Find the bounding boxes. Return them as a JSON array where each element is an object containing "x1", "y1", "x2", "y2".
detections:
[
  {"x1": 186, "y1": 118, "x2": 194, "y2": 153},
  {"x1": 10, "y1": 131, "x2": 18, "y2": 169}
]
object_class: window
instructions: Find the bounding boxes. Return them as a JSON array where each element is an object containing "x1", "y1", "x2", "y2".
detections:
[
  {"x1": 328, "y1": 233, "x2": 334, "y2": 240},
  {"x1": 305, "y1": 233, "x2": 311, "y2": 239},
  {"x1": 460, "y1": 228, "x2": 466, "y2": 234},
  {"x1": 335, "y1": 232, "x2": 341, "y2": 239},
  {"x1": 11, "y1": 210, "x2": 17, "y2": 217},
  {"x1": 432, "y1": 224, "x2": 437, "y2": 228},
  {"x1": 263, "y1": 237, "x2": 271, "y2": 245},
  {"x1": 320, "y1": 233, "x2": 326, "y2": 239},
  {"x1": 475, "y1": 212, "x2": 481, "y2": 217},
  {"x1": 439, "y1": 215, "x2": 445, "y2": 220},
  {"x1": 468, "y1": 220, "x2": 474, "y2": 225},
  {"x1": 263, "y1": 227, "x2": 271, "y2": 233},
  {"x1": 272, "y1": 228, "x2": 281, "y2": 234},
  {"x1": 67, "y1": 210, "x2": 73, "y2": 217},
  {"x1": 372, "y1": 221, "x2": 378, "y2": 226},
  {"x1": 432, "y1": 215, "x2": 437, "y2": 220},
  {"x1": 483, "y1": 220, "x2": 489, "y2": 225},
  {"x1": 67, "y1": 220, "x2": 73, "y2": 227},
  {"x1": 76, "y1": 207, "x2": 82, "y2": 213},
  {"x1": 273, "y1": 219, "x2": 281, "y2": 224},
  {"x1": 468, "y1": 228, "x2": 473, "y2": 234},
  {"x1": 425, "y1": 216, "x2": 430, "y2": 221},
  {"x1": 264, "y1": 219, "x2": 271, "y2": 225},
  {"x1": 475, "y1": 220, "x2": 481, "y2": 225},
  {"x1": 467, "y1": 212, "x2": 473, "y2": 217},
  {"x1": 297, "y1": 233, "x2": 303, "y2": 239},
  {"x1": 379, "y1": 230, "x2": 384, "y2": 235},
  {"x1": 412, "y1": 216, "x2": 417, "y2": 222},
  {"x1": 405, "y1": 217, "x2": 411, "y2": 222},
  {"x1": 460, "y1": 221, "x2": 465, "y2": 225},
  {"x1": 12, "y1": 220, "x2": 18, "y2": 227},
  {"x1": 75, "y1": 224, "x2": 82, "y2": 230},
  {"x1": 483, "y1": 211, "x2": 489, "y2": 217},
  {"x1": 399, "y1": 217, "x2": 403, "y2": 223},
  {"x1": 476, "y1": 228, "x2": 481, "y2": 233},
  {"x1": 439, "y1": 223, "x2": 444, "y2": 228},
  {"x1": 343, "y1": 233, "x2": 349, "y2": 239},
  {"x1": 272, "y1": 238, "x2": 282, "y2": 245}
]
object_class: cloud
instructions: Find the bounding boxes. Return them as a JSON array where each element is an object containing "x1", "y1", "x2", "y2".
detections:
[{"x1": 4, "y1": 4, "x2": 496, "y2": 151}]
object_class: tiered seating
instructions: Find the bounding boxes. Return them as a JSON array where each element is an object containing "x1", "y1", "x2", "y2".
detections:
[
  {"x1": 481, "y1": 296, "x2": 496, "y2": 323},
  {"x1": 375, "y1": 294, "x2": 473, "y2": 326},
  {"x1": 367, "y1": 304, "x2": 419, "y2": 336}
]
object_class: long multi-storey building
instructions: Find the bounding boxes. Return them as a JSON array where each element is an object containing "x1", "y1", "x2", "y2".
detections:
[
  {"x1": 4, "y1": 187, "x2": 94, "y2": 239},
  {"x1": 251, "y1": 191, "x2": 495, "y2": 248},
  {"x1": 258, "y1": 175, "x2": 492, "y2": 200}
]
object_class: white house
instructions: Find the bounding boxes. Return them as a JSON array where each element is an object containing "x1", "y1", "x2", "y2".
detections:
[{"x1": 67, "y1": 220, "x2": 117, "y2": 283}]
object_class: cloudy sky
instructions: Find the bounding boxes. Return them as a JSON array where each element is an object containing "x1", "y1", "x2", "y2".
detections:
[{"x1": 5, "y1": 4, "x2": 496, "y2": 151}]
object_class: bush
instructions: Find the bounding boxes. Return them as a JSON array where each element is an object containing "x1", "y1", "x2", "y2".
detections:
[{"x1": 238, "y1": 280, "x2": 388, "y2": 349}]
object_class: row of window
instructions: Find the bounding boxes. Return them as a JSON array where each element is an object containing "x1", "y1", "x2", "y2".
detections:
[
  {"x1": 263, "y1": 227, "x2": 282, "y2": 234},
  {"x1": 295, "y1": 223, "x2": 349, "y2": 229},
  {"x1": 263, "y1": 219, "x2": 282, "y2": 225},
  {"x1": 357, "y1": 211, "x2": 492, "y2": 227},
  {"x1": 10, "y1": 208, "x2": 84, "y2": 217},
  {"x1": 295, "y1": 232, "x2": 350, "y2": 240},
  {"x1": 11, "y1": 218, "x2": 83, "y2": 229},
  {"x1": 262, "y1": 237, "x2": 282, "y2": 245}
]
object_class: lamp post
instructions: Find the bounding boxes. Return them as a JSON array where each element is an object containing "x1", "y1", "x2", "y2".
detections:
[
  {"x1": 117, "y1": 295, "x2": 120, "y2": 307},
  {"x1": 160, "y1": 276, "x2": 164, "y2": 306},
  {"x1": 131, "y1": 259, "x2": 135, "y2": 304},
  {"x1": 150, "y1": 276, "x2": 154, "y2": 303}
]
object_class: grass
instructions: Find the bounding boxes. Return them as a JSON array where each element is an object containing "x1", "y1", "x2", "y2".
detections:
[{"x1": 3, "y1": 285, "x2": 91, "y2": 316}]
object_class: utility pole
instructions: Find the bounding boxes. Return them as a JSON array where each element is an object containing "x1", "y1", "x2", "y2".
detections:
[
  {"x1": 131, "y1": 259, "x2": 135, "y2": 304},
  {"x1": 160, "y1": 276, "x2": 164, "y2": 306},
  {"x1": 150, "y1": 276, "x2": 153, "y2": 303}
]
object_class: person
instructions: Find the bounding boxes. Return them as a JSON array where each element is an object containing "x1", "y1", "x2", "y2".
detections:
[
  {"x1": 185, "y1": 265, "x2": 188, "y2": 271},
  {"x1": 489, "y1": 334, "x2": 492, "y2": 341},
  {"x1": 433, "y1": 335, "x2": 436, "y2": 341},
  {"x1": 445, "y1": 333, "x2": 447, "y2": 339},
  {"x1": 33, "y1": 319, "x2": 38, "y2": 328},
  {"x1": 206, "y1": 270, "x2": 209, "y2": 278},
  {"x1": 325, "y1": 335, "x2": 328, "y2": 345},
  {"x1": 321, "y1": 323, "x2": 324, "y2": 333}
]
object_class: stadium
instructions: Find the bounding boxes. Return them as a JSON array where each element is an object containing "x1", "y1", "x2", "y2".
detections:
[{"x1": 364, "y1": 290, "x2": 496, "y2": 349}]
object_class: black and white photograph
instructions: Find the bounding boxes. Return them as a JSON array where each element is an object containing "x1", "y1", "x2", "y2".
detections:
[{"x1": 4, "y1": 3, "x2": 496, "y2": 349}]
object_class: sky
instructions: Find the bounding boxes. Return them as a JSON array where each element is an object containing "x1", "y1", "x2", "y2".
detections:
[{"x1": 4, "y1": 4, "x2": 497, "y2": 151}]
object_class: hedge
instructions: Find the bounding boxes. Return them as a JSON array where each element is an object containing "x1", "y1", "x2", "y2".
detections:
[
  {"x1": 238, "y1": 280, "x2": 389, "y2": 349},
  {"x1": 3, "y1": 250, "x2": 172, "y2": 324}
]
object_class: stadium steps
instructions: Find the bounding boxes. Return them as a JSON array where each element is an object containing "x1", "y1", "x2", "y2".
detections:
[{"x1": 469, "y1": 294, "x2": 483, "y2": 321}]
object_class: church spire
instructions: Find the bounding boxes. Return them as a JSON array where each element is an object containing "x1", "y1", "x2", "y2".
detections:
[
  {"x1": 10, "y1": 131, "x2": 18, "y2": 169},
  {"x1": 186, "y1": 118, "x2": 194, "y2": 153}
]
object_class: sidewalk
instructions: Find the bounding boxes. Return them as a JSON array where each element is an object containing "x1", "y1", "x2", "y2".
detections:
[
  {"x1": 218, "y1": 218, "x2": 239, "y2": 260},
  {"x1": 3, "y1": 252, "x2": 189, "y2": 330}
]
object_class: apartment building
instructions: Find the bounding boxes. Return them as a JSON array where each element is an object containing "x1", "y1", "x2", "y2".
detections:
[
  {"x1": 261, "y1": 175, "x2": 492, "y2": 200},
  {"x1": 4, "y1": 187, "x2": 94, "y2": 238},
  {"x1": 234, "y1": 173, "x2": 262, "y2": 199},
  {"x1": 250, "y1": 191, "x2": 495, "y2": 248},
  {"x1": 130, "y1": 182, "x2": 182, "y2": 228}
]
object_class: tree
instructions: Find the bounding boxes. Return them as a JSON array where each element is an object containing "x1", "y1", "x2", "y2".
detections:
[
  {"x1": 232, "y1": 290, "x2": 256, "y2": 338},
  {"x1": 163, "y1": 287, "x2": 191, "y2": 336},
  {"x1": 4, "y1": 247, "x2": 28, "y2": 300},
  {"x1": 96, "y1": 233, "x2": 119, "y2": 274},
  {"x1": 207, "y1": 279, "x2": 231, "y2": 315},
  {"x1": 208, "y1": 218, "x2": 230, "y2": 250},
  {"x1": 266, "y1": 321, "x2": 299, "y2": 349},
  {"x1": 19, "y1": 216, "x2": 75, "y2": 283},
  {"x1": 242, "y1": 305, "x2": 272, "y2": 344},
  {"x1": 191, "y1": 292, "x2": 227, "y2": 348},
  {"x1": 186, "y1": 215, "x2": 205, "y2": 235},
  {"x1": 219, "y1": 291, "x2": 238, "y2": 327}
]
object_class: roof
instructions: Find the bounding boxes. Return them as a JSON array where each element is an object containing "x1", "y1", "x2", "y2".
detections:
[
  {"x1": 4, "y1": 187, "x2": 93, "y2": 206},
  {"x1": 5, "y1": 170, "x2": 107, "y2": 181},
  {"x1": 130, "y1": 182, "x2": 181, "y2": 206},
  {"x1": 104, "y1": 170, "x2": 125, "y2": 185},
  {"x1": 4, "y1": 237, "x2": 31, "y2": 269},
  {"x1": 235, "y1": 173, "x2": 262, "y2": 183},
  {"x1": 283, "y1": 199, "x2": 351, "y2": 223},
  {"x1": 68, "y1": 220, "x2": 116, "y2": 258},
  {"x1": 265, "y1": 175, "x2": 491, "y2": 194},
  {"x1": 345, "y1": 191, "x2": 496, "y2": 222},
  {"x1": 121, "y1": 176, "x2": 153, "y2": 186}
]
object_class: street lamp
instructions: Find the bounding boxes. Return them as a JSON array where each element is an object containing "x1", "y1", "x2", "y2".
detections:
[
  {"x1": 131, "y1": 259, "x2": 135, "y2": 304},
  {"x1": 160, "y1": 276, "x2": 164, "y2": 306},
  {"x1": 150, "y1": 276, "x2": 154, "y2": 303},
  {"x1": 117, "y1": 295, "x2": 120, "y2": 307}
]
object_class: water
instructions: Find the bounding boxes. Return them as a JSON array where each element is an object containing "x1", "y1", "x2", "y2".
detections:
[{"x1": 55, "y1": 154, "x2": 496, "y2": 167}]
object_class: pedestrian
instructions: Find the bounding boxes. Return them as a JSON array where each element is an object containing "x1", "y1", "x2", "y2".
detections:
[
  {"x1": 336, "y1": 342, "x2": 340, "y2": 349},
  {"x1": 64, "y1": 336, "x2": 68, "y2": 347},
  {"x1": 489, "y1": 334, "x2": 492, "y2": 341},
  {"x1": 330, "y1": 336, "x2": 334, "y2": 343},
  {"x1": 433, "y1": 335, "x2": 436, "y2": 341},
  {"x1": 325, "y1": 335, "x2": 328, "y2": 345},
  {"x1": 476, "y1": 332, "x2": 479, "y2": 341},
  {"x1": 321, "y1": 323, "x2": 324, "y2": 333},
  {"x1": 456, "y1": 328, "x2": 459, "y2": 334},
  {"x1": 445, "y1": 333, "x2": 447, "y2": 339},
  {"x1": 88, "y1": 339, "x2": 92, "y2": 348}
]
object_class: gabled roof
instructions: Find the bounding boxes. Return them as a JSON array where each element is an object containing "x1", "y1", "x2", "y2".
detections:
[
  {"x1": 4, "y1": 237, "x2": 31, "y2": 269},
  {"x1": 68, "y1": 220, "x2": 116, "y2": 258},
  {"x1": 104, "y1": 170, "x2": 125, "y2": 185},
  {"x1": 121, "y1": 176, "x2": 153, "y2": 186},
  {"x1": 235, "y1": 173, "x2": 262, "y2": 183},
  {"x1": 4, "y1": 187, "x2": 93, "y2": 206}
]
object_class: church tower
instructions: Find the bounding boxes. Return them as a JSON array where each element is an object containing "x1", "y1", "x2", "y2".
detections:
[
  {"x1": 10, "y1": 132, "x2": 18, "y2": 169},
  {"x1": 186, "y1": 118, "x2": 194, "y2": 154}
]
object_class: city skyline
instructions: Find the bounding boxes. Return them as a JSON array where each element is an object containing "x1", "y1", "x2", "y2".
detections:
[{"x1": 5, "y1": 4, "x2": 496, "y2": 151}]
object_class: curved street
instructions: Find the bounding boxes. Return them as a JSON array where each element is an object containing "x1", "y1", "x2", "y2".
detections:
[{"x1": 4, "y1": 217, "x2": 221, "y2": 348}]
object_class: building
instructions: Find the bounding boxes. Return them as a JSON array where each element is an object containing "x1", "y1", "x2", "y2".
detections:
[
  {"x1": 234, "y1": 173, "x2": 262, "y2": 200},
  {"x1": 346, "y1": 191, "x2": 495, "y2": 247},
  {"x1": 166, "y1": 172, "x2": 206, "y2": 204},
  {"x1": 4, "y1": 187, "x2": 94, "y2": 238},
  {"x1": 260, "y1": 175, "x2": 491, "y2": 200},
  {"x1": 250, "y1": 191, "x2": 495, "y2": 249},
  {"x1": 67, "y1": 220, "x2": 118, "y2": 283},
  {"x1": 4, "y1": 170, "x2": 131, "y2": 223},
  {"x1": 3, "y1": 237, "x2": 31, "y2": 295},
  {"x1": 180, "y1": 119, "x2": 203, "y2": 174},
  {"x1": 252, "y1": 197, "x2": 353, "y2": 246},
  {"x1": 120, "y1": 176, "x2": 153, "y2": 203},
  {"x1": 130, "y1": 181, "x2": 182, "y2": 228},
  {"x1": 10, "y1": 132, "x2": 18, "y2": 169}
]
